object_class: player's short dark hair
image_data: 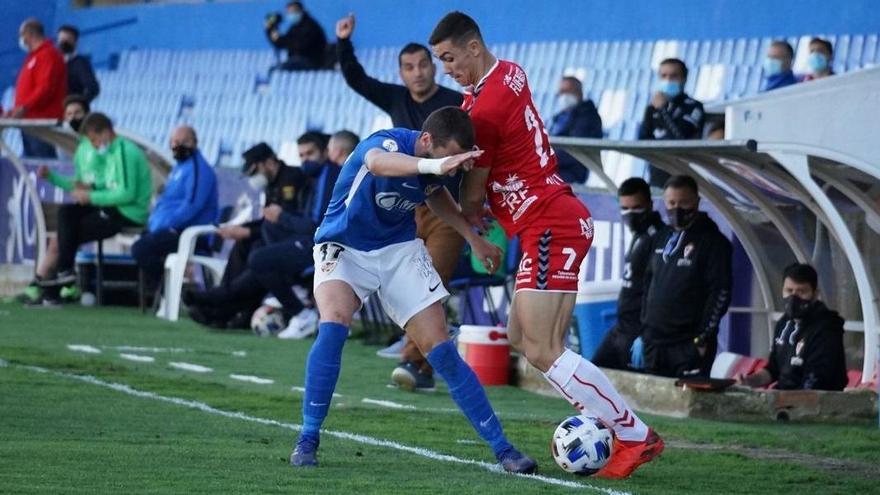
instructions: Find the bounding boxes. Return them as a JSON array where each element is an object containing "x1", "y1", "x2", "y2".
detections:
[
  {"x1": 770, "y1": 40, "x2": 794, "y2": 60},
  {"x1": 21, "y1": 18, "x2": 45, "y2": 37},
  {"x1": 58, "y1": 24, "x2": 79, "y2": 40},
  {"x1": 398, "y1": 43, "x2": 432, "y2": 67},
  {"x1": 561, "y1": 76, "x2": 583, "y2": 97},
  {"x1": 783, "y1": 263, "x2": 818, "y2": 290},
  {"x1": 664, "y1": 174, "x2": 698, "y2": 195},
  {"x1": 618, "y1": 177, "x2": 651, "y2": 202},
  {"x1": 63, "y1": 94, "x2": 90, "y2": 113},
  {"x1": 297, "y1": 131, "x2": 328, "y2": 150},
  {"x1": 422, "y1": 106, "x2": 474, "y2": 150},
  {"x1": 659, "y1": 58, "x2": 688, "y2": 80},
  {"x1": 428, "y1": 11, "x2": 483, "y2": 47},
  {"x1": 810, "y1": 37, "x2": 833, "y2": 57},
  {"x1": 80, "y1": 112, "x2": 113, "y2": 134},
  {"x1": 331, "y1": 130, "x2": 359, "y2": 150}
]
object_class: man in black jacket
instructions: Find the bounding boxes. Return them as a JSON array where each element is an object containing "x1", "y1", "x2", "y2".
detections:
[
  {"x1": 335, "y1": 13, "x2": 464, "y2": 391},
  {"x1": 548, "y1": 76, "x2": 602, "y2": 184},
  {"x1": 57, "y1": 25, "x2": 99, "y2": 103},
  {"x1": 738, "y1": 263, "x2": 847, "y2": 391},
  {"x1": 641, "y1": 175, "x2": 732, "y2": 378},
  {"x1": 638, "y1": 59, "x2": 704, "y2": 188},
  {"x1": 266, "y1": 1, "x2": 327, "y2": 71},
  {"x1": 593, "y1": 178, "x2": 667, "y2": 371}
]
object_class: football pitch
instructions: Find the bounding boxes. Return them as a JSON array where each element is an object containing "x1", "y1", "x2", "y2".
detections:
[{"x1": 1, "y1": 303, "x2": 877, "y2": 494}]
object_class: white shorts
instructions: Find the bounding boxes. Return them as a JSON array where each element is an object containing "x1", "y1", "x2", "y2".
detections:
[{"x1": 313, "y1": 239, "x2": 449, "y2": 328}]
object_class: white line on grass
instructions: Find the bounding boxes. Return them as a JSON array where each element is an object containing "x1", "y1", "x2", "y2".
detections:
[
  {"x1": 119, "y1": 354, "x2": 156, "y2": 363},
  {"x1": 229, "y1": 374, "x2": 274, "y2": 385},
  {"x1": 168, "y1": 362, "x2": 213, "y2": 373},
  {"x1": 291, "y1": 386, "x2": 341, "y2": 398},
  {"x1": 11, "y1": 363, "x2": 630, "y2": 494},
  {"x1": 67, "y1": 344, "x2": 101, "y2": 354},
  {"x1": 362, "y1": 398, "x2": 417, "y2": 410},
  {"x1": 107, "y1": 345, "x2": 191, "y2": 353}
]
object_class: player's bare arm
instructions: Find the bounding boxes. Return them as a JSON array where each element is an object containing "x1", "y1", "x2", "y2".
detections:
[
  {"x1": 364, "y1": 147, "x2": 482, "y2": 177},
  {"x1": 459, "y1": 166, "x2": 491, "y2": 232},
  {"x1": 424, "y1": 187, "x2": 501, "y2": 273}
]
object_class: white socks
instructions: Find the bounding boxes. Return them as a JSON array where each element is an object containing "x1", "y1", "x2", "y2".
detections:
[{"x1": 544, "y1": 349, "x2": 649, "y2": 442}]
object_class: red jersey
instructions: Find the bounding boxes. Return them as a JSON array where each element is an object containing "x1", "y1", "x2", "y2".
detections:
[
  {"x1": 462, "y1": 59, "x2": 572, "y2": 235},
  {"x1": 14, "y1": 40, "x2": 67, "y2": 119}
]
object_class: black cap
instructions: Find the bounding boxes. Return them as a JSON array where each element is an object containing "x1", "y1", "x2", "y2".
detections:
[{"x1": 242, "y1": 142, "x2": 276, "y2": 175}]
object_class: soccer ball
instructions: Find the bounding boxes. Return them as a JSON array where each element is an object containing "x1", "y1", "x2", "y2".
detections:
[
  {"x1": 250, "y1": 305, "x2": 285, "y2": 337},
  {"x1": 550, "y1": 415, "x2": 614, "y2": 475}
]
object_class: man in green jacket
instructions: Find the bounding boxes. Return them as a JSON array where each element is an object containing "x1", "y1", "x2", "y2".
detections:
[{"x1": 42, "y1": 112, "x2": 152, "y2": 299}]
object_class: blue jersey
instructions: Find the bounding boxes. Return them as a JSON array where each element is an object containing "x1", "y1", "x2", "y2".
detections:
[{"x1": 315, "y1": 128, "x2": 444, "y2": 251}]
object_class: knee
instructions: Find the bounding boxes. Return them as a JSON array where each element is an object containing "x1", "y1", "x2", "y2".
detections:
[
  {"x1": 520, "y1": 342, "x2": 559, "y2": 373},
  {"x1": 317, "y1": 309, "x2": 353, "y2": 327}
]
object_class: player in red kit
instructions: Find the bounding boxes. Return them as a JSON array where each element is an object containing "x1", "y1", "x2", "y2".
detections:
[{"x1": 429, "y1": 12, "x2": 663, "y2": 479}]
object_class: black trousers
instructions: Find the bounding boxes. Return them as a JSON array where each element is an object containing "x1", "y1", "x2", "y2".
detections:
[
  {"x1": 248, "y1": 235, "x2": 313, "y2": 316},
  {"x1": 644, "y1": 335, "x2": 717, "y2": 378},
  {"x1": 592, "y1": 325, "x2": 639, "y2": 371},
  {"x1": 131, "y1": 229, "x2": 180, "y2": 290},
  {"x1": 56, "y1": 204, "x2": 139, "y2": 273}
]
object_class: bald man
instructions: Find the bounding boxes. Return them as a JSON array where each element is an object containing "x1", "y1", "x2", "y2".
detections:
[{"x1": 132, "y1": 126, "x2": 219, "y2": 292}]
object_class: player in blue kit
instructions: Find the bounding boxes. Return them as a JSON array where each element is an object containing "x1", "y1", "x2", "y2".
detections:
[{"x1": 289, "y1": 106, "x2": 537, "y2": 474}]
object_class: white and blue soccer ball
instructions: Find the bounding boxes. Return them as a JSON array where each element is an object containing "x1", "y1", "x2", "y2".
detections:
[
  {"x1": 551, "y1": 415, "x2": 614, "y2": 475},
  {"x1": 250, "y1": 305, "x2": 285, "y2": 337}
]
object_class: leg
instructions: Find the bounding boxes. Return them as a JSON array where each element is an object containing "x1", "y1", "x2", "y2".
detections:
[
  {"x1": 249, "y1": 239, "x2": 312, "y2": 317},
  {"x1": 55, "y1": 205, "x2": 128, "y2": 275},
  {"x1": 592, "y1": 326, "x2": 635, "y2": 371},
  {"x1": 131, "y1": 230, "x2": 180, "y2": 291}
]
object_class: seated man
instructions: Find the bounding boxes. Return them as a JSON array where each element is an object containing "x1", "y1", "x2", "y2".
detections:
[
  {"x1": 547, "y1": 75, "x2": 602, "y2": 184},
  {"x1": 641, "y1": 175, "x2": 732, "y2": 378},
  {"x1": 131, "y1": 126, "x2": 218, "y2": 293},
  {"x1": 738, "y1": 263, "x2": 847, "y2": 391},
  {"x1": 23, "y1": 94, "x2": 97, "y2": 304},
  {"x1": 40, "y1": 112, "x2": 152, "y2": 301},
  {"x1": 760, "y1": 40, "x2": 797, "y2": 92},
  {"x1": 593, "y1": 178, "x2": 667, "y2": 371},
  {"x1": 801, "y1": 37, "x2": 835, "y2": 82},
  {"x1": 289, "y1": 106, "x2": 535, "y2": 474}
]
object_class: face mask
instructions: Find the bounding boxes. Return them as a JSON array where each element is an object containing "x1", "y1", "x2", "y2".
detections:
[
  {"x1": 762, "y1": 57, "x2": 783, "y2": 77},
  {"x1": 172, "y1": 145, "x2": 195, "y2": 162},
  {"x1": 287, "y1": 12, "x2": 302, "y2": 24},
  {"x1": 555, "y1": 93, "x2": 579, "y2": 112},
  {"x1": 19, "y1": 37, "x2": 28, "y2": 52},
  {"x1": 66, "y1": 118, "x2": 83, "y2": 133},
  {"x1": 667, "y1": 207, "x2": 697, "y2": 230},
  {"x1": 807, "y1": 52, "x2": 829, "y2": 74},
  {"x1": 656, "y1": 79, "x2": 682, "y2": 98},
  {"x1": 784, "y1": 295, "x2": 814, "y2": 320},
  {"x1": 95, "y1": 143, "x2": 110, "y2": 155},
  {"x1": 59, "y1": 41, "x2": 75, "y2": 55},
  {"x1": 248, "y1": 173, "x2": 269, "y2": 191},
  {"x1": 620, "y1": 208, "x2": 651, "y2": 233}
]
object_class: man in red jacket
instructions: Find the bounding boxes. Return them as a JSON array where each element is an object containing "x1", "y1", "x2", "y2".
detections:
[{"x1": 4, "y1": 18, "x2": 67, "y2": 158}]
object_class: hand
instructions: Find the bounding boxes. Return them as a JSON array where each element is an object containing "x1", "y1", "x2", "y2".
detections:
[
  {"x1": 70, "y1": 189, "x2": 90, "y2": 205},
  {"x1": 462, "y1": 203, "x2": 492, "y2": 234},
  {"x1": 217, "y1": 225, "x2": 250, "y2": 241},
  {"x1": 439, "y1": 149, "x2": 483, "y2": 176},
  {"x1": 629, "y1": 337, "x2": 645, "y2": 370},
  {"x1": 74, "y1": 181, "x2": 93, "y2": 191},
  {"x1": 262, "y1": 204, "x2": 282, "y2": 223},
  {"x1": 335, "y1": 13, "x2": 355, "y2": 40},
  {"x1": 468, "y1": 234, "x2": 502, "y2": 274},
  {"x1": 651, "y1": 91, "x2": 668, "y2": 110},
  {"x1": 37, "y1": 165, "x2": 50, "y2": 179}
]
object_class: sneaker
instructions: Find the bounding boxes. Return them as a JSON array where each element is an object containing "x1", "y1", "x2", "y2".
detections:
[
  {"x1": 277, "y1": 308, "x2": 319, "y2": 339},
  {"x1": 391, "y1": 362, "x2": 436, "y2": 392},
  {"x1": 18, "y1": 284, "x2": 42, "y2": 304},
  {"x1": 496, "y1": 447, "x2": 538, "y2": 474},
  {"x1": 376, "y1": 336, "x2": 407, "y2": 359},
  {"x1": 289, "y1": 436, "x2": 319, "y2": 467},
  {"x1": 595, "y1": 428, "x2": 664, "y2": 479},
  {"x1": 60, "y1": 284, "x2": 81, "y2": 302},
  {"x1": 39, "y1": 270, "x2": 76, "y2": 287}
]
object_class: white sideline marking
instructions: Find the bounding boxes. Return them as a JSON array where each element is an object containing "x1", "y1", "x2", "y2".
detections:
[
  {"x1": 291, "y1": 386, "x2": 341, "y2": 398},
  {"x1": 456, "y1": 439, "x2": 480, "y2": 445},
  {"x1": 68, "y1": 344, "x2": 101, "y2": 354},
  {"x1": 230, "y1": 374, "x2": 274, "y2": 385},
  {"x1": 108, "y1": 345, "x2": 191, "y2": 353},
  {"x1": 362, "y1": 398, "x2": 417, "y2": 410},
  {"x1": 119, "y1": 354, "x2": 156, "y2": 363},
  {"x1": 10, "y1": 363, "x2": 629, "y2": 494},
  {"x1": 232, "y1": 351, "x2": 247, "y2": 357},
  {"x1": 169, "y1": 362, "x2": 213, "y2": 373}
]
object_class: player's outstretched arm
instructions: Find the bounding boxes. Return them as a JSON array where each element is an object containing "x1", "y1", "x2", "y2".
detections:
[
  {"x1": 459, "y1": 167, "x2": 492, "y2": 233},
  {"x1": 364, "y1": 148, "x2": 483, "y2": 177},
  {"x1": 425, "y1": 188, "x2": 501, "y2": 274}
]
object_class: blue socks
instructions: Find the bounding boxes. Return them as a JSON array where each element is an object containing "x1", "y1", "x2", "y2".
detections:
[
  {"x1": 300, "y1": 322, "x2": 348, "y2": 441},
  {"x1": 427, "y1": 340, "x2": 512, "y2": 458}
]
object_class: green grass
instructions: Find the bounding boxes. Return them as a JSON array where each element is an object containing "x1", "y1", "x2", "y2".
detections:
[{"x1": 1, "y1": 303, "x2": 878, "y2": 494}]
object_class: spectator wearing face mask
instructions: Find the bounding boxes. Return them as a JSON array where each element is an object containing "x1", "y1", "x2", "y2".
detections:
[
  {"x1": 640, "y1": 175, "x2": 732, "y2": 378},
  {"x1": 266, "y1": 1, "x2": 327, "y2": 71},
  {"x1": 760, "y1": 40, "x2": 797, "y2": 92},
  {"x1": 547, "y1": 76, "x2": 602, "y2": 184},
  {"x1": 638, "y1": 59, "x2": 704, "y2": 188},
  {"x1": 592, "y1": 178, "x2": 667, "y2": 371},
  {"x1": 131, "y1": 126, "x2": 219, "y2": 293},
  {"x1": 800, "y1": 38, "x2": 834, "y2": 82},
  {"x1": 737, "y1": 263, "x2": 846, "y2": 391},
  {"x1": 57, "y1": 25, "x2": 100, "y2": 103}
]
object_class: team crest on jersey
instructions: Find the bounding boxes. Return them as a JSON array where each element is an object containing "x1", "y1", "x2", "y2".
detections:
[
  {"x1": 320, "y1": 261, "x2": 337, "y2": 274},
  {"x1": 283, "y1": 186, "x2": 295, "y2": 200},
  {"x1": 579, "y1": 218, "x2": 594, "y2": 240},
  {"x1": 424, "y1": 184, "x2": 441, "y2": 196},
  {"x1": 382, "y1": 139, "x2": 398, "y2": 152},
  {"x1": 683, "y1": 243, "x2": 695, "y2": 258}
]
